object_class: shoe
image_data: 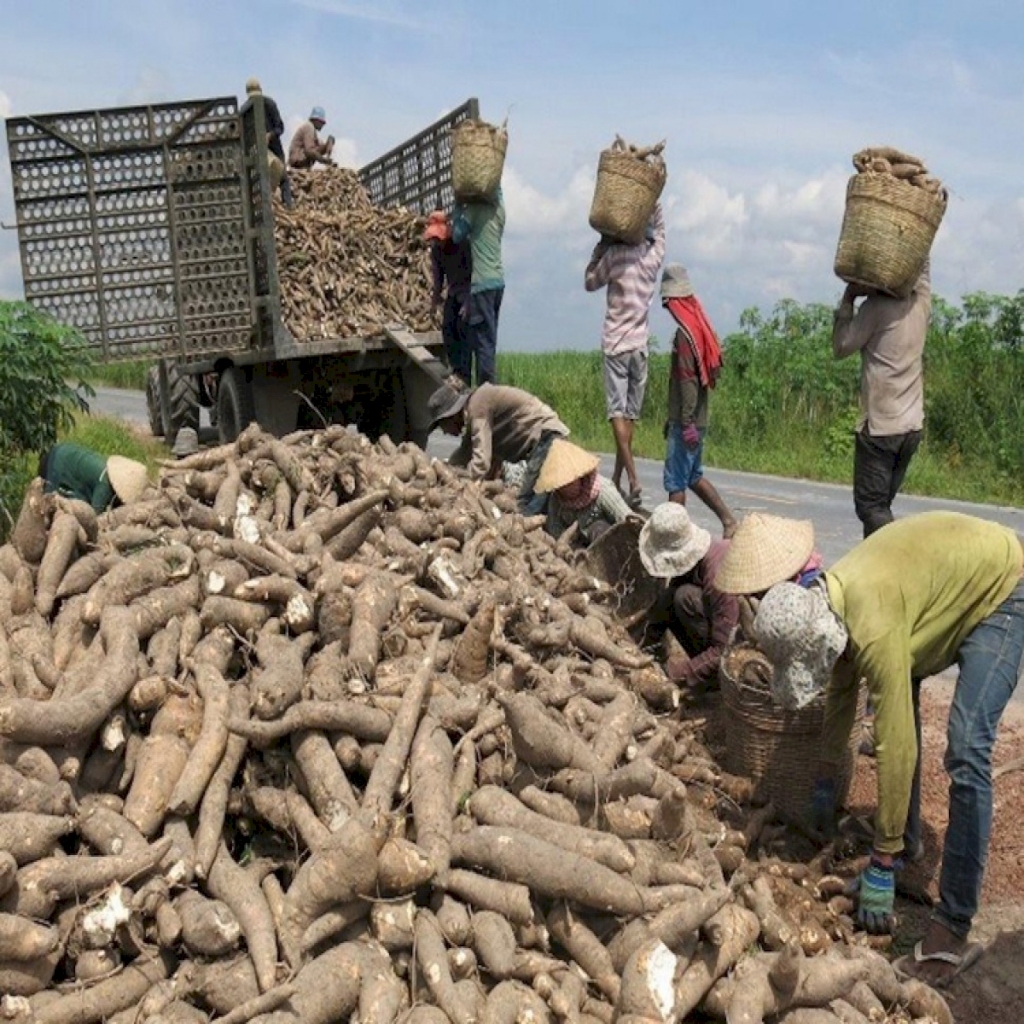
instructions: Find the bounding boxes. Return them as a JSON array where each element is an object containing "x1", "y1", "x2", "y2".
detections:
[{"x1": 894, "y1": 940, "x2": 983, "y2": 989}]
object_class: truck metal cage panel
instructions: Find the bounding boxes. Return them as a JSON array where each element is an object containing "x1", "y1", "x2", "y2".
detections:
[
  {"x1": 359, "y1": 99, "x2": 479, "y2": 215},
  {"x1": 5, "y1": 97, "x2": 250, "y2": 361}
]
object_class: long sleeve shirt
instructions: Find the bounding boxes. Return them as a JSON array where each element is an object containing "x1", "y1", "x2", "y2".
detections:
[
  {"x1": 673, "y1": 539, "x2": 738, "y2": 687},
  {"x1": 43, "y1": 442, "x2": 116, "y2": 512},
  {"x1": 429, "y1": 237, "x2": 472, "y2": 307},
  {"x1": 448, "y1": 383, "x2": 568, "y2": 480},
  {"x1": 668, "y1": 326, "x2": 708, "y2": 428},
  {"x1": 288, "y1": 121, "x2": 330, "y2": 168},
  {"x1": 545, "y1": 476, "x2": 632, "y2": 541},
  {"x1": 821, "y1": 511, "x2": 1023, "y2": 853},
  {"x1": 831, "y1": 266, "x2": 931, "y2": 436},
  {"x1": 584, "y1": 203, "x2": 666, "y2": 356},
  {"x1": 452, "y1": 191, "x2": 505, "y2": 293}
]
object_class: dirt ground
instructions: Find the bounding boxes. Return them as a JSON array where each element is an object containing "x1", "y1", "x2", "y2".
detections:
[{"x1": 844, "y1": 676, "x2": 1024, "y2": 1024}]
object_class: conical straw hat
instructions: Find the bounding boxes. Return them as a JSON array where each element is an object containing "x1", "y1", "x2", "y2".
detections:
[
  {"x1": 534, "y1": 439, "x2": 600, "y2": 494},
  {"x1": 106, "y1": 456, "x2": 148, "y2": 504},
  {"x1": 713, "y1": 512, "x2": 815, "y2": 595}
]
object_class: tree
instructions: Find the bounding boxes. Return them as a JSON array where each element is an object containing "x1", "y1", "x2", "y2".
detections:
[{"x1": 0, "y1": 300, "x2": 94, "y2": 528}]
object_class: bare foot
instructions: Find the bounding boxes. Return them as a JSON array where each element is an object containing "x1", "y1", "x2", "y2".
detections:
[{"x1": 722, "y1": 517, "x2": 738, "y2": 540}]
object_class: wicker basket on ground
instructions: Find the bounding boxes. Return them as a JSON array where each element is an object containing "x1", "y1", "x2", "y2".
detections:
[
  {"x1": 451, "y1": 118, "x2": 507, "y2": 202},
  {"x1": 588, "y1": 136, "x2": 666, "y2": 246},
  {"x1": 720, "y1": 643, "x2": 866, "y2": 825},
  {"x1": 833, "y1": 150, "x2": 947, "y2": 298},
  {"x1": 581, "y1": 518, "x2": 662, "y2": 630}
]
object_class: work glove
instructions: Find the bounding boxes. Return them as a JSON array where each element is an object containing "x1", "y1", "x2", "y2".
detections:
[
  {"x1": 850, "y1": 857, "x2": 896, "y2": 935},
  {"x1": 808, "y1": 776, "x2": 838, "y2": 837},
  {"x1": 682, "y1": 423, "x2": 701, "y2": 451}
]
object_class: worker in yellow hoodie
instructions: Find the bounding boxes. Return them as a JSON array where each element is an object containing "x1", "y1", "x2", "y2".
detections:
[{"x1": 754, "y1": 511, "x2": 1023, "y2": 989}]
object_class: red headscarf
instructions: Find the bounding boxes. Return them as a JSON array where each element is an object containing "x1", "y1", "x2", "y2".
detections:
[{"x1": 666, "y1": 296, "x2": 723, "y2": 388}]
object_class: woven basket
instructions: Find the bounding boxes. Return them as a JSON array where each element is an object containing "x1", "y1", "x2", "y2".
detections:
[
  {"x1": 452, "y1": 119, "x2": 507, "y2": 202},
  {"x1": 834, "y1": 171, "x2": 947, "y2": 298},
  {"x1": 589, "y1": 145, "x2": 667, "y2": 245},
  {"x1": 720, "y1": 645, "x2": 866, "y2": 825},
  {"x1": 581, "y1": 518, "x2": 662, "y2": 629}
]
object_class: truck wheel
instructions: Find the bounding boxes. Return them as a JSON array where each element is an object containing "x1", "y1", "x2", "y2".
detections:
[
  {"x1": 145, "y1": 366, "x2": 164, "y2": 437},
  {"x1": 164, "y1": 363, "x2": 200, "y2": 439},
  {"x1": 217, "y1": 367, "x2": 256, "y2": 443}
]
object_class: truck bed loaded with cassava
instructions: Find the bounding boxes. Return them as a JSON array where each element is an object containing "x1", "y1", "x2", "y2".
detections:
[{"x1": 4, "y1": 95, "x2": 481, "y2": 447}]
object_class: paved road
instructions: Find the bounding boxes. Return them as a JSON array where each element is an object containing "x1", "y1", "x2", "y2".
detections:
[{"x1": 95, "y1": 384, "x2": 1021, "y2": 568}]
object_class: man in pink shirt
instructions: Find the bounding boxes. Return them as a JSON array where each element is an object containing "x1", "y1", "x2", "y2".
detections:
[{"x1": 585, "y1": 202, "x2": 666, "y2": 508}]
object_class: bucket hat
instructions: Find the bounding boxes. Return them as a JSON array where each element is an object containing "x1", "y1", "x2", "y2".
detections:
[
  {"x1": 427, "y1": 379, "x2": 471, "y2": 429},
  {"x1": 106, "y1": 456, "x2": 148, "y2": 504},
  {"x1": 660, "y1": 263, "x2": 694, "y2": 300},
  {"x1": 534, "y1": 440, "x2": 600, "y2": 495},
  {"x1": 638, "y1": 502, "x2": 712, "y2": 579},
  {"x1": 754, "y1": 582, "x2": 849, "y2": 710},
  {"x1": 309, "y1": 106, "x2": 327, "y2": 123},
  {"x1": 714, "y1": 513, "x2": 815, "y2": 595},
  {"x1": 246, "y1": 78, "x2": 262, "y2": 94}
]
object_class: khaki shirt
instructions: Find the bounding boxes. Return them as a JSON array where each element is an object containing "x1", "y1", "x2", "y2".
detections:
[
  {"x1": 288, "y1": 121, "x2": 328, "y2": 168},
  {"x1": 449, "y1": 383, "x2": 568, "y2": 480},
  {"x1": 832, "y1": 267, "x2": 931, "y2": 436}
]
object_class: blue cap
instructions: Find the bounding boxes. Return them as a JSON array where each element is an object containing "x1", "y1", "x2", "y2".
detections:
[{"x1": 310, "y1": 106, "x2": 326, "y2": 122}]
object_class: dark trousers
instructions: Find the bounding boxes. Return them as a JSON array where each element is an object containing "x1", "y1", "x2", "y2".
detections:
[
  {"x1": 647, "y1": 581, "x2": 711, "y2": 655},
  {"x1": 852, "y1": 428, "x2": 922, "y2": 538},
  {"x1": 442, "y1": 292, "x2": 472, "y2": 385},
  {"x1": 467, "y1": 287, "x2": 504, "y2": 386}
]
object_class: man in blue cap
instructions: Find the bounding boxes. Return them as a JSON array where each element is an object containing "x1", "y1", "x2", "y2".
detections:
[{"x1": 288, "y1": 106, "x2": 335, "y2": 170}]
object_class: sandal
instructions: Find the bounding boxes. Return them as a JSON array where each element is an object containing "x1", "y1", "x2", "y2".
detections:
[
  {"x1": 894, "y1": 940, "x2": 983, "y2": 989},
  {"x1": 626, "y1": 487, "x2": 644, "y2": 511}
]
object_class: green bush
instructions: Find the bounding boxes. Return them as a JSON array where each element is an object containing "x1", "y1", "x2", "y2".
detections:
[{"x1": 0, "y1": 301, "x2": 95, "y2": 533}]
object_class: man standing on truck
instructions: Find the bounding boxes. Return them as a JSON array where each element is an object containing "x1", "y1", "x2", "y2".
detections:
[
  {"x1": 289, "y1": 106, "x2": 335, "y2": 170},
  {"x1": 452, "y1": 189, "x2": 505, "y2": 386},
  {"x1": 425, "y1": 210, "x2": 473, "y2": 385},
  {"x1": 585, "y1": 202, "x2": 666, "y2": 511},
  {"x1": 246, "y1": 78, "x2": 293, "y2": 208},
  {"x1": 427, "y1": 377, "x2": 567, "y2": 514}
]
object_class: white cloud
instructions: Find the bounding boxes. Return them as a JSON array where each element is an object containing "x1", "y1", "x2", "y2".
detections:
[
  {"x1": 502, "y1": 164, "x2": 594, "y2": 235},
  {"x1": 287, "y1": 0, "x2": 424, "y2": 30}
]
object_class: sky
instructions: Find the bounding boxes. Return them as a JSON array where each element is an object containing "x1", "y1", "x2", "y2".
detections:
[{"x1": 2, "y1": 0, "x2": 1024, "y2": 352}]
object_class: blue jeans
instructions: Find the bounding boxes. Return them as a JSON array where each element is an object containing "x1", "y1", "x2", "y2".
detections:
[
  {"x1": 467, "y1": 287, "x2": 503, "y2": 386},
  {"x1": 933, "y1": 579, "x2": 1024, "y2": 937},
  {"x1": 442, "y1": 291, "x2": 471, "y2": 385},
  {"x1": 663, "y1": 422, "x2": 705, "y2": 496}
]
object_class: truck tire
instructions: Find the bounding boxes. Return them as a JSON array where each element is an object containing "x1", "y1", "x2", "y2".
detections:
[
  {"x1": 217, "y1": 367, "x2": 256, "y2": 443},
  {"x1": 145, "y1": 366, "x2": 164, "y2": 437},
  {"x1": 164, "y1": 362, "x2": 200, "y2": 439}
]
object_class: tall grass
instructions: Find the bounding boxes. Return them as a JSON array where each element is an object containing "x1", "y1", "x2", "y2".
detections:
[
  {"x1": 500, "y1": 292, "x2": 1024, "y2": 508},
  {"x1": 85, "y1": 292, "x2": 1024, "y2": 508}
]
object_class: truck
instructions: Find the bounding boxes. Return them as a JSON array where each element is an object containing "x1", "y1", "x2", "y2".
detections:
[{"x1": 4, "y1": 94, "x2": 479, "y2": 446}]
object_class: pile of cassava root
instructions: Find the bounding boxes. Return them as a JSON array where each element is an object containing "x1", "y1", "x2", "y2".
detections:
[
  {"x1": 0, "y1": 423, "x2": 952, "y2": 1024},
  {"x1": 272, "y1": 168, "x2": 435, "y2": 341}
]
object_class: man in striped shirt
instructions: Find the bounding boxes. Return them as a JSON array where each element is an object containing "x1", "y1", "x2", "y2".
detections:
[{"x1": 585, "y1": 202, "x2": 666, "y2": 507}]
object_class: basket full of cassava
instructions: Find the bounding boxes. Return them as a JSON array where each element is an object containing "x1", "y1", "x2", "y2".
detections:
[
  {"x1": 451, "y1": 117, "x2": 508, "y2": 202},
  {"x1": 589, "y1": 135, "x2": 667, "y2": 245},
  {"x1": 833, "y1": 146, "x2": 947, "y2": 298},
  {"x1": 719, "y1": 643, "x2": 867, "y2": 824}
]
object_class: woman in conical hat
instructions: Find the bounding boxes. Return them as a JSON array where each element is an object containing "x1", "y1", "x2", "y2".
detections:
[
  {"x1": 39, "y1": 442, "x2": 148, "y2": 513},
  {"x1": 534, "y1": 439, "x2": 633, "y2": 546}
]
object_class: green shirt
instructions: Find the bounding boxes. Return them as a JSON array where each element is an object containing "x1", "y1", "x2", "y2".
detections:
[
  {"x1": 453, "y1": 191, "x2": 505, "y2": 293},
  {"x1": 43, "y1": 442, "x2": 116, "y2": 513},
  {"x1": 822, "y1": 511, "x2": 1023, "y2": 852}
]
